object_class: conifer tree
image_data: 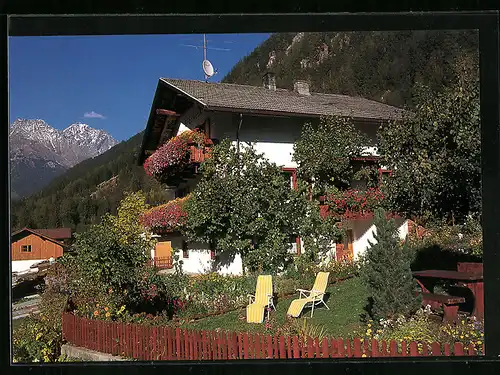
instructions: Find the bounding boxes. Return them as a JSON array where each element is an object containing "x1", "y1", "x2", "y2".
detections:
[{"x1": 360, "y1": 208, "x2": 421, "y2": 320}]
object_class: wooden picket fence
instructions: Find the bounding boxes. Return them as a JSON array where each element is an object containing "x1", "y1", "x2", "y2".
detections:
[{"x1": 61, "y1": 313, "x2": 484, "y2": 360}]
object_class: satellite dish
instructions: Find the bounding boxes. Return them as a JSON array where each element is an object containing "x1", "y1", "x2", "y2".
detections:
[{"x1": 202, "y1": 59, "x2": 215, "y2": 78}]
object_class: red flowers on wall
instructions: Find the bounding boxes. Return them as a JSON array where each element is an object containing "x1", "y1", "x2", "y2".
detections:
[
  {"x1": 322, "y1": 188, "x2": 385, "y2": 219},
  {"x1": 139, "y1": 196, "x2": 190, "y2": 234},
  {"x1": 143, "y1": 129, "x2": 213, "y2": 182}
]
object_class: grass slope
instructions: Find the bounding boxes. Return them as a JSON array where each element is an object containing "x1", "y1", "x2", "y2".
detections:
[{"x1": 179, "y1": 277, "x2": 368, "y2": 339}]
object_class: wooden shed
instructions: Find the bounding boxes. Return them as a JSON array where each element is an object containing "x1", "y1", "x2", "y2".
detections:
[{"x1": 11, "y1": 227, "x2": 65, "y2": 262}]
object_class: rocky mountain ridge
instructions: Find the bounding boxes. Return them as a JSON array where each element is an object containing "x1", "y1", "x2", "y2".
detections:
[{"x1": 10, "y1": 119, "x2": 118, "y2": 199}]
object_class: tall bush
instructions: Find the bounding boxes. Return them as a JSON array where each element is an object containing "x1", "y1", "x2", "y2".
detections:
[
  {"x1": 360, "y1": 208, "x2": 421, "y2": 320},
  {"x1": 184, "y1": 139, "x2": 308, "y2": 273},
  {"x1": 378, "y1": 64, "x2": 480, "y2": 226}
]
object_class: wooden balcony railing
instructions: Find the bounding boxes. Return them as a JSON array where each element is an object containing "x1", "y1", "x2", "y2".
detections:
[
  {"x1": 150, "y1": 256, "x2": 173, "y2": 269},
  {"x1": 189, "y1": 145, "x2": 211, "y2": 164}
]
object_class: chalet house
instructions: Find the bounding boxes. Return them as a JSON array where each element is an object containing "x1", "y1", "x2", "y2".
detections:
[
  {"x1": 138, "y1": 73, "x2": 410, "y2": 275},
  {"x1": 11, "y1": 227, "x2": 71, "y2": 273}
]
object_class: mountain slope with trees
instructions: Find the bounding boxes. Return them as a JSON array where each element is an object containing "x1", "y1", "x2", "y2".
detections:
[
  {"x1": 10, "y1": 131, "x2": 171, "y2": 233},
  {"x1": 222, "y1": 30, "x2": 478, "y2": 109}
]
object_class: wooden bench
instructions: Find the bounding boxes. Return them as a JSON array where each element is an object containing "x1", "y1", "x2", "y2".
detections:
[{"x1": 418, "y1": 292, "x2": 465, "y2": 322}]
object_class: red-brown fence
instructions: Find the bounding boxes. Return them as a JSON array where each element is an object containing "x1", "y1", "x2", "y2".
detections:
[
  {"x1": 150, "y1": 256, "x2": 173, "y2": 269},
  {"x1": 61, "y1": 313, "x2": 484, "y2": 360}
]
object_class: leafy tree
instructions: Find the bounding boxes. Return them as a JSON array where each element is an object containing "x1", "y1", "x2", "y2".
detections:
[
  {"x1": 108, "y1": 191, "x2": 151, "y2": 245},
  {"x1": 293, "y1": 115, "x2": 369, "y2": 196},
  {"x1": 184, "y1": 139, "x2": 308, "y2": 273},
  {"x1": 378, "y1": 63, "x2": 480, "y2": 226},
  {"x1": 65, "y1": 191, "x2": 156, "y2": 306},
  {"x1": 360, "y1": 208, "x2": 421, "y2": 320},
  {"x1": 70, "y1": 215, "x2": 149, "y2": 290},
  {"x1": 294, "y1": 192, "x2": 343, "y2": 266}
]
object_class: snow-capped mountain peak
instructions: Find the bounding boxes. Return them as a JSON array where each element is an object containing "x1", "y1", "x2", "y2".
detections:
[
  {"x1": 10, "y1": 119, "x2": 119, "y2": 198},
  {"x1": 62, "y1": 122, "x2": 118, "y2": 157}
]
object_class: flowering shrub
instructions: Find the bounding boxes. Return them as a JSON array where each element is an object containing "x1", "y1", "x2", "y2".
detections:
[
  {"x1": 143, "y1": 130, "x2": 212, "y2": 182},
  {"x1": 176, "y1": 272, "x2": 256, "y2": 317},
  {"x1": 408, "y1": 216, "x2": 483, "y2": 258},
  {"x1": 440, "y1": 317, "x2": 484, "y2": 352},
  {"x1": 315, "y1": 258, "x2": 360, "y2": 280},
  {"x1": 13, "y1": 285, "x2": 71, "y2": 363},
  {"x1": 360, "y1": 307, "x2": 439, "y2": 346},
  {"x1": 274, "y1": 276, "x2": 307, "y2": 297},
  {"x1": 13, "y1": 316, "x2": 63, "y2": 363},
  {"x1": 140, "y1": 196, "x2": 190, "y2": 233},
  {"x1": 72, "y1": 283, "x2": 128, "y2": 321},
  {"x1": 358, "y1": 306, "x2": 484, "y2": 354},
  {"x1": 324, "y1": 188, "x2": 385, "y2": 218}
]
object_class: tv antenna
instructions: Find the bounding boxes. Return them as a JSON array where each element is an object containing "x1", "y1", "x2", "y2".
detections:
[{"x1": 181, "y1": 34, "x2": 231, "y2": 81}]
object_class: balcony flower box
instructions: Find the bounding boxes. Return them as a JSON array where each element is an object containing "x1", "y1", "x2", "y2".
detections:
[
  {"x1": 143, "y1": 130, "x2": 213, "y2": 183},
  {"x1": 140, "y1": 196, "x2": 190, "y2": 234},
  {"x1": 321, "y1": 188, "x2": 385, "y2": 219}
]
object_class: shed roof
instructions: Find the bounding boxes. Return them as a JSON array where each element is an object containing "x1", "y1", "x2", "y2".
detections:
[
  {"x1": 33, "y1": 228, "x2": 72, "y2": 240},
  {"x1": 11, "y1": 228, "x2": 66, "y2": 246}
]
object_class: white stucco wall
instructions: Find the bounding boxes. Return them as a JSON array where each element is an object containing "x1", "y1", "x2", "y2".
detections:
[
  {"x1": 179, "y1": 113, "x2": 381, "y2": 170},
  {"x1": 175, "y1": 247, "x2": 244, "y2": 275},
  {"x1": 154, "y1": 235, "x2": 244, "y2": 275},
  {"x1": 177, "y1": 123, "x2": 191, "y2": 134},
  {"x1": 12, "y1": 260, "x2": 46, "y2": 273},
  {"x1": 344, "y1": 218, "x2": 409, "y2": 259}
]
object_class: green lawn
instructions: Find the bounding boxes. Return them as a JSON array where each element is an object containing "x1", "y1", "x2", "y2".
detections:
[{"x1": 179, "y1": 276, "x2": 368, "y2": 339}]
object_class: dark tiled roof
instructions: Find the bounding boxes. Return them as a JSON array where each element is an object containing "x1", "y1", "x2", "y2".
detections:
[
  {"x1": 161, "y1": 78, "x2": 406, "y2": 121},
  {"x1": 32, "y1": 228, "x2": 72, "y2": 240},
  {"x1": 11, "y1": 228, "x2": 66, "y2": 246}
]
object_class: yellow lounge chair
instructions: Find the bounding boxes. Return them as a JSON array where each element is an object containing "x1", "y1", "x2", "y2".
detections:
[
  {"x1": 247, "y1": 275, "x2": 275, "y2": 323},
  {"x1": 287, "y1": 272, "x2": 330, "y2": 318}
]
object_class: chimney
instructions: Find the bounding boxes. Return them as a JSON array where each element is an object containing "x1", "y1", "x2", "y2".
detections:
[
  {"x1": 294, "y1": 80, "x2": 310, "y2": 96},
  {"x1": 262, "y1": 72, "x2": 276, "y2": 91}
]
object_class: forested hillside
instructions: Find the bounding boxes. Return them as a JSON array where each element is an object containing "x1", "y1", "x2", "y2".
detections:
[
  {"x1": 10, "y1": 132, "x2": 170, "y2": 233},
  {"x1": 222, "y1": 31, "x2": 479, "y2": 108}
]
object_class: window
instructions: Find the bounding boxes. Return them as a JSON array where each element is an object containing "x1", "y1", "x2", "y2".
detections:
[
  {"x1": 287, "y1": 236, "x2": 301, "y2": 256},
  {"x1": 182, "y1": 241, "x2": 189, "y2": 258},
  {"x1": 209, "y1": 243, "x2": 216, "y2": 260},
  {"x1": 281, "y1": 168, "x2": 297, "y2": 190},
  {"x1": 21, "y1": 245, "x2": 32, "y2": 253},
  {"x1": 378, "y1": 169, "x2": 393, "y2": 185}
]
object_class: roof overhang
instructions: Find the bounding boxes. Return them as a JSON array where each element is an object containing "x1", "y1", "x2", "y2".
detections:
[
  {"x1": 203, "y1": 105, "x2": 393, "y2": 125},
  {"x1": 138, "y1": 80, "x2": 208, "y2": 166},
  {"x1": 11, "y1": 228, "x2": 67, "y2": 247}
]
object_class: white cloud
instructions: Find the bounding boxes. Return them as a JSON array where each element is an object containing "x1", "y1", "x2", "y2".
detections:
[{"x1": 83, "y1": 111, "x2": 106, "y2": 119}]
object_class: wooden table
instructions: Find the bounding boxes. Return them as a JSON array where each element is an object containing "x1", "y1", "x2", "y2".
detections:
[{"x1": 412, "y1": 270, "x2": 484, "y2": 319}]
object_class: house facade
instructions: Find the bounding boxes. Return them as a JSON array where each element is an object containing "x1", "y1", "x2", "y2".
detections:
[
  {"x1": 138, "y1": 73, "x2": 409, "y2": 275},
  {"x1": 11, "y1": 228, "x2": 69, "y2": 273}
]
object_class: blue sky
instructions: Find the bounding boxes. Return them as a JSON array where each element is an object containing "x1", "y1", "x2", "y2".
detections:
[{"x1": 9, "y1": 33, "x2": 270, "y2": 142}]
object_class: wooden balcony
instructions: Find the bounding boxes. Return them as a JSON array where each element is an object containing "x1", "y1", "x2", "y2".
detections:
[{"x1": 189, "y1": 145, "x2": 211, "y2": 164}]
